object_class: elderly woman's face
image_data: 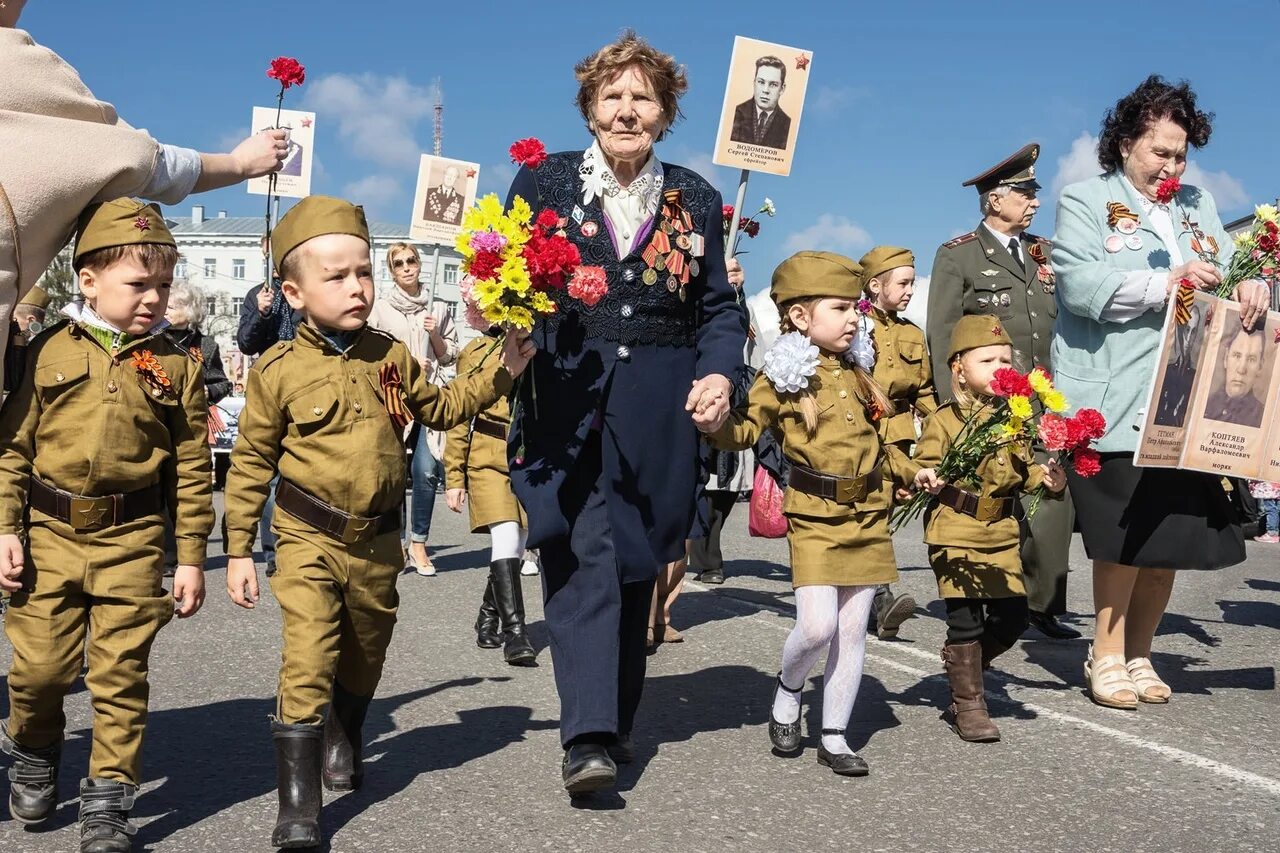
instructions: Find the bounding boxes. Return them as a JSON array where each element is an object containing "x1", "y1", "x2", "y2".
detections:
[
  {"x1": 1120, "y1": 116, "x2": 1188, "y2": 201},
  {"x1": 164, "y1": 302, "x2": 190, "y2": 329},
  {"x1": 592, "y1": 66, "x2": 666, "y2": 167}
]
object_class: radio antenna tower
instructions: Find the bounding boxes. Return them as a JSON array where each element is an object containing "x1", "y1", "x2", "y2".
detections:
[{"x1": 432, "y1": 78, "x2": 443, "y2": 156}]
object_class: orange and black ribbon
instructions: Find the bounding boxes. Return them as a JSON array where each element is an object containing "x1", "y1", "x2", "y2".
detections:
[
  {"x1": 131, "y1": 349, "x2": 174, "y2": 398},
  {"x1": 1027, "y1": 242, "x2": 1048, "y2": 265},
  {"x1": 188, "y1": 345, "x2": 204, "y2": 364},
  {"x1": 378, "y1": 362, "x2": 412, "y2": 429},
  {"x1": 1105, "y1": 202, "x2": 1139, "y2": 229},
  {"x1": 1174, "y1": 281, "x2": 1196, "y2": 326}
]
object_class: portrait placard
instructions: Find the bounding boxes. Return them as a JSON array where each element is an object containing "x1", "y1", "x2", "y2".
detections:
[
  {"x1": 712, "y1": 36, "x2": 813, "y2": 177},
  {"x1": 246, "y1": 107, "x2": 315, "y2": 198},
  {"x1": 410, "y1": 154, "x2": 480, "y2": 246},
  {"x1": 1136, "y1": 291, "x2": 1280, "y2": 478}
]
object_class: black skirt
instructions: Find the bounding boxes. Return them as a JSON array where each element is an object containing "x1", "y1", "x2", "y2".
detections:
[{"x1": 1067, "y1": 453, "x2": 1245, "y2": 570}]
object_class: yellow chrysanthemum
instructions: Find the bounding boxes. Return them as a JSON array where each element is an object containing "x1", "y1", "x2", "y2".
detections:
[
  {"x1": 530, "y1": 291, "x2": 557, "y2": 313},
  {"x1": 506, "y1": 306, "x2": 535, "y2": 331},
  {"x1": 1256, "y1": 204, "x2": 1279, "y2": 223},
  {"x1": 508, "y1": 195, "x2": 533, "y2": 227},
  {"x1": 1000, "y1": 417, "x2": 1024, "y2": 437},
  {"x1": 474, "y1": 278, "x2": 504, "y2": 309},
  {"x1": 501, "y1": 258, "x2": 531, "y2": 295},
  {"x1": 1235, "y1": 230, "x2": 1253, "y2": 248},
  {"x1": 1008, "y1": 395, "x2": 1032, "y2": 419},
  {"x1": 1028, "y1": 367, "x2": 1053, "y2": 395},
  {"x1": 482, "y1": 303, "x2": 508, "y2": 325},
  {"x1": 455, "y1": 231, "x2": 474, "y2": 257},
  {"x1": 1041, "y1": 390, "x2": 1068, "y2": 413}
]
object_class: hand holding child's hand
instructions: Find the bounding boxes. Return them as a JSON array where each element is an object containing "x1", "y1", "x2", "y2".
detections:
[
  {"x1": 914, "y1": 468, "x2": 945, "y2": 495},
  {"x1": 226, "y1": 557, "x2": 260, "y2": 610},
  {"x1": 0, "y1": 534, "x2": 25, "y2": 592}
]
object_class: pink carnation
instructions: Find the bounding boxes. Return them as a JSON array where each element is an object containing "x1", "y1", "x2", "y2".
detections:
[
  {"x1": 470, "y1": 231, "x2": 507, "y2": 254},
  {"x1": 567, "y1": 265, "x2": 608, "y2": 307},
  {"x1": 1038, "y1": 413, "x2": 1071, "y2": 452},
  {"x1": 458, "y1": 275, "x2": 490, "y2": 331}
]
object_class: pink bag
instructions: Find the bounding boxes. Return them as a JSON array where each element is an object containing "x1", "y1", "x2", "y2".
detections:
[{"x1": 748, "y1": 466, "x2": 788, "y2": 539}]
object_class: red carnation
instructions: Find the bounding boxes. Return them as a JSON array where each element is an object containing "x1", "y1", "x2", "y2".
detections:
[
  {"x1": 1259, "y1": 231, "x2": 1279, "y2": 254},
  {"x1": 536, "y1": 208, "x2": 560, "y2": 230},
  {"x1": 723, "y1": 204, "x2": 736, "y2": 222},
  {"x1": 467, "y1": 250, "x2": 502, "y2": 282},
  {"x1": 990, "y1": 368, "x2": 1033, "y2": 399},
  {"x1": 568, "y1": 265, "x2": 609, "y2": 307},
  {"x1": 267, "y1": 56, "x2": 306, "y2": 89},
  {"x1": 1072, "y1": 447, "x2": 1102, "y2": 478},
  {"x1": 1039, "y1": 413, "x2": 1071, "y2": 452},
  {"x1": 740, "y1": 217, "x2": 760, "y2": 238},
  {"x1": 1073, "y1": 408, "x2": 1107, "y2": 441},
  {"x1": 1154, "y1": 176, "x2": 1181, "y2": 205},
  {"x1": 510, "y1": 138, "x2": 547, "y2": 169}
]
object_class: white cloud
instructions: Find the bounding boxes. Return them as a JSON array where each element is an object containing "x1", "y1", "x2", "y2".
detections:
[
  {"x1": 783, "y1": 214, "x2": 872, "y2": 254},
  {"x1": 478, "y1": 162, "x2": 516, "y2": 198},
  {"x1": 901, "y1": 275, "x2": 930, "y2": 329},
  {"x1": 1050, "y1": 132, "x2": 1102, "y2": 199},
  {"x1": 342, "y1": 174, "x2": 403, "y2": 213},
  {"x1": 1182, "y1": 162, "x2": 1250, "y2": 211},
  {"x1": 303, "y1": 73, "x2": 434, "y2": 170}
]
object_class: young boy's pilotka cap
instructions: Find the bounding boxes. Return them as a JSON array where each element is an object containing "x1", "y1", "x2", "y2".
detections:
[
  {"x1": 272, "y1": 195, "x2": 370, "y2": 268},
  {"x1": 858, "y1": 246, "x2": 914, "y2": 285},
  {"x1": 948, "y1": 314, "x2": 1014, "y2": 362},
  {"x1": 770, "y1": 251, "x2": 863, "y2": 305},
  {"x1": 73, "y1": 199, "x2": 175, "y2": 265},
  {"x1": 18, "y1": 285, "x2": 50, "y2": 309}
]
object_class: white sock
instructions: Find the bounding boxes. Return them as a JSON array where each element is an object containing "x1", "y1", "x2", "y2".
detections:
[{"x1": 774, "y1": 586, "x2": 840, "y2": 724}]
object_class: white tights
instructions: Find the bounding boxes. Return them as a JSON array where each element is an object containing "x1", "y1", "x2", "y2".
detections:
[
  {"x1": 489, "y1": 521, "x2": 528, "y2": 562},
  {"x1": 772, "y1": 584, "x2": 876, "y2": 755}
]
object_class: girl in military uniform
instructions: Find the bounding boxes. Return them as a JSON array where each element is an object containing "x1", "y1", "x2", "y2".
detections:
[
  {"x1": 859, "y1": 246, "x2": 938, "y2": 639},
  {"x1": 705, "y1": 251, "x2": 918, "y2": 777},
  {"x1": 912, "y1": 315, "x2": 1065, "y2": 743},
  {"x1": 444, "y1": 329, "x2": 536, "y2": 666}
]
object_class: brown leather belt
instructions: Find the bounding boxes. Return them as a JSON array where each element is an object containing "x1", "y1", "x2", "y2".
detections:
[
  {"x1": 28, "y1": 477, "x2": 163, "y2": 532},
  {"x1": 787, "y1": 463, "x2": 881, "y2": 505},
  {"x1": 275, "y1": 479, "x2": 399, "y2": 544},
  {"x1": 472, "y1": 418, "x2": 507, "y2": 441},
  {"x1": 936, "y1": 484, "x2": 1015, "y2": 522}
]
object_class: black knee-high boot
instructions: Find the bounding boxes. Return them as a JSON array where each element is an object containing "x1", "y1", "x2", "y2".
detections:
[
  {"x1": 489, "y1": 558, "x2": 536, "y2": 666},
  {"x1": 475, "y1": 578, "x2": 502, "y2": 649},
  {"x1": 271, "y1": 722, "x2": 323, "y2": 849}
]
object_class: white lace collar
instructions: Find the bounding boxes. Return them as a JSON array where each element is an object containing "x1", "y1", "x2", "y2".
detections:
[{"x1": 579, "y1": 140, "x2": 663, "y2": 216}]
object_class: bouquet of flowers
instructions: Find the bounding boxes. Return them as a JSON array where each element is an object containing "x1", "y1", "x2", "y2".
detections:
[
  {"x1": 890, "y1": 367, "x2": 1101, "y2": 531},
  {"x1": 1028, "y1": 407, "x2": 1106, "y2": 515},
  {"x1": 722, "y1": 198, "x2": 776, "y2": 255},
  {"x1": 1216, "y1": 203, "x2": 1280, "y2": 298}
]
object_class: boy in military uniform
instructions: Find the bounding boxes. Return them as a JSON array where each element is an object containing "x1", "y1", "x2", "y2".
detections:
[
  {"x1": 0, "y1": 199, "x2": 212, "y2": 853},
  {"x1": 859, "y1": 246, "x2": 938, "y2": 639},
  {"x1": 222, "y1": 195, "x2": 532, "y2": 849}
]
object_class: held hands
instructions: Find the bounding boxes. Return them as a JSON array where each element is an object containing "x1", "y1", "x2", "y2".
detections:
[
  {"x1": 445, "y1": 488, "x2": 467, "y2": 513},
  {"x1": 726, "y1": 257, "x2": 745, "y2": 290},
  {"x1": 1232, "y1": 280, "x2": 1271, "y2": 331},
  {"x1": 687, "y1": 374, "x2": 733, "y2": 433},
  {"x1": 225, "y1": 556, "x2": 260, "y2": 610},
  {"x1": 500, "y1": 329, "x2": 537, "y2": 378},
  {"x1": 233, "y1": 129, "x2": 290, "y2": 180},
  {"x1": 0, "y1": 533, "x2": 24, "y2": 592},
  {"x1": 914, "y1": 468, "x2": 945, "y2": 495},
  {"x1": 1040, "y1": 460, "x2": 1067, "y2": 494},
  {"x1": 171, "y1": 565, "x2": 206, "y2": 618}
]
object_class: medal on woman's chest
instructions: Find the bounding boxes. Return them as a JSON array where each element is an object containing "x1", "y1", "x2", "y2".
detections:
[{"x1": 640, "y1": 188, "x2": 698, "y2": 302}]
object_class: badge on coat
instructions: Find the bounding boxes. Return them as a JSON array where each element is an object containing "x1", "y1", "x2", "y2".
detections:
[{"x1": 1104, "y1": 234, "x2": 1124, "y2": 254}]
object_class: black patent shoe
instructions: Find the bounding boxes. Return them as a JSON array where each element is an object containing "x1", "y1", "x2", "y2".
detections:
[
  {"x1": 561, "y1": 744, "x2": 616, "y2": 796},
  {"x1": 699, "y1": 567, "x2": 724, "y2": 585},
  {"x1": 606, "y1": 734, "x2": 635, "y2": 765},
  {"x1": 768, "y1": 674, "x2": 803, "y2": 754},
  {"x1": 1029, "y1": 610, "x2": 1082, "y2": 640},
  {"x1": 817, "y1": 729, "x2": 869, "y2": 777}
]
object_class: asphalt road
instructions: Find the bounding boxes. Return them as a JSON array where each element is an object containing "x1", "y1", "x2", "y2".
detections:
[{"x1": 2, "y1": 492, "x2": 1278, "y2": 853}]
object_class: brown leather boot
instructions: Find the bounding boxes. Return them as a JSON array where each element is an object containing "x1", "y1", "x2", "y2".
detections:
[{"x1": 942, "y1": 641, "x2": 1000, "y2": 742}]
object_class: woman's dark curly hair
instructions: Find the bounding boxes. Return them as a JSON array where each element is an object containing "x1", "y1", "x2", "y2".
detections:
[{"x1": 1098, "y1": 75, "x2": 1214, "y2": 174}]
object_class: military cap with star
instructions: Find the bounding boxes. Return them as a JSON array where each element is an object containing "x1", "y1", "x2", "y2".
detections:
[
  {"x1": 770, "y1": 250, "x2": 863, "y2": 305},
  {"x1": 948, "y1": 314, "x2": 1014, "y2": 362},
  {"x1": 272, "y1": 195, "x2": 370, "y2": 268},
  {"x1": 73, "y1": 198, "x2": 175, "y2": 266},
  {"x1": 963, "y1": 142, "x2": 1041, "y2": 195}
]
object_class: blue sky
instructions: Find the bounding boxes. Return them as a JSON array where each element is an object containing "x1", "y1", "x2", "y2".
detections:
[{"x1": 24, "y1": 0, "x2": 1280, "y2": 299}]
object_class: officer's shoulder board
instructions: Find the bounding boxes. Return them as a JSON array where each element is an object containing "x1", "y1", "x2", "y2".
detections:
[
  {"x1": 941, "y1": 232, "x2": 977, "y2": 250},
  {"x1": 252, "y1": 340, "x2": 294, "y2": 373},
  {"x1": 1025, "y1": 232, "x2": 1052, "y2": 248}
]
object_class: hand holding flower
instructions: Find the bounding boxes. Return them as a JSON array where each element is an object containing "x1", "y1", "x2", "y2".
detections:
[
  {"x1": 914, "y1": 468, "x2": 945, "y2": 495},
  {"x1": 1040, "y1": 459, "x2": 1067, "y2": 493}
]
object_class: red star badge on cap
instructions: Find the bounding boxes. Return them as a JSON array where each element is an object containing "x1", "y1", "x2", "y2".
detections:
[
  {"x1": 466, "y1": 167, "x2": 477, "y2": 178},
  {"x1": 133, "y1": 216, "x2": 151, "y2": 233},
  {"x1": 300, "y1": 117, "x2": 312, "y2": 128},
  {"x1": 991, "y1": 324, "x2": 1003, "y2": 337},
  {"x1": 795, "y1": 54, "x2": 810, "y2": 70}
]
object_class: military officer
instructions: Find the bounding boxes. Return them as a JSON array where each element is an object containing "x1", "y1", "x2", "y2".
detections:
[{"x1": 925, "y1": 143, "x2": 1080, "y2": 640}]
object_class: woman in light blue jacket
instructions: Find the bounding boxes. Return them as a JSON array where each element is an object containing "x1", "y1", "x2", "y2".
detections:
[{"x1": 1051, "y1": 76, "x2": 1270, "y2": 712}]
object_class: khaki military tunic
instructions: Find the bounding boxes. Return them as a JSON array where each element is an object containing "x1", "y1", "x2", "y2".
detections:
[
  {"x1": 915, "y1": 402, "x2": 1053, "y2": 599},
  {"x1": 443, "y1": 334, "x2": 526, "y2": 533},
  {"x1": 710, "y1": 355, "x2": 919, "y2": 588},
  {"x1": 925, "y1": 226, "x2": 1057, "y2": 394},
  {"x1": 0, "y1": 321, "x2": 213, "y2": 783},
  {"x1": 225, "y1": 322, "x2": 511, "y2": 725},
  {"x1": 867, "y1": 307, "x2": 937, "y2": 447}
]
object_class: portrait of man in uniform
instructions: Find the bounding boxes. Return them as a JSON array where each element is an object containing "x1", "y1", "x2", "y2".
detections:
[
  {"x1": 1202, "y1": 322, "x2": 1266, "y2": 428},
  {"x1": 1153, "y1": 301, "x2": 1207, "y2": 427},
  {"x1": 729, "y1": 55, "x2": 791, "y2": 150},
  {"x1": 423, "y1": 164, "x2": 465, "y2": 226}
]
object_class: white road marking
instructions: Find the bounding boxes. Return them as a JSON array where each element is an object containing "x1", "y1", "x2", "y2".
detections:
[{"x1": 685, "y1": 579, "x2": 1280, "y2": 797}]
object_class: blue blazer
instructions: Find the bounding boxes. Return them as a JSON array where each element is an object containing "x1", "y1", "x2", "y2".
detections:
[
  {"x1": 1050, "y1": 173, "x2": 1233, "y2": 453},
  {"x1": 504, "y1": 151, "x2": 747, "y2": 580}
]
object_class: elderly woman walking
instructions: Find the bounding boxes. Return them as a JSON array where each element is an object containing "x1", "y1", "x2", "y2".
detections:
[
  {"x1": 505, "y1": 31, "x2": 745, "y2": 795},
  {"x1": 1051, "y1": 75, "x2": 1269, "y2": 710},
  {"x1": 367, "y1": 241, "x2": 459, "y2": 575}
]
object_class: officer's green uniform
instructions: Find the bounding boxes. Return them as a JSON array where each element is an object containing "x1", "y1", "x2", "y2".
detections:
[
  {"x1": 924, "y1": 143, "x2": 1075, "y2": 619},
  {"x1": 0, "y1": 200, "x2": 212, "y2": 823}
]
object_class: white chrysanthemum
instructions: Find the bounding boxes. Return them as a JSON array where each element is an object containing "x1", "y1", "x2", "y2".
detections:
[
  {"x1": 762, "y1": 198, "x2": 777, "y2": 217},
  {"x1": 845, "y1": 316, "x2": 876, "y2": 372},
  {"x1": 763, "y1": 331, "x2": 820, "y2": 394}
]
